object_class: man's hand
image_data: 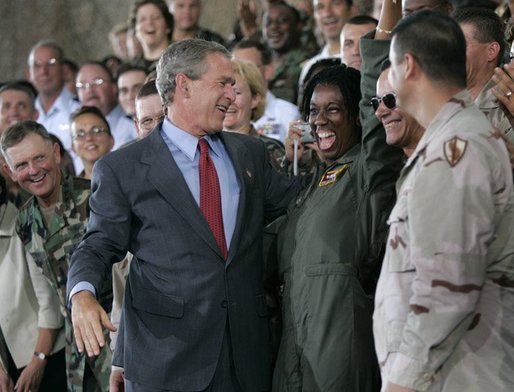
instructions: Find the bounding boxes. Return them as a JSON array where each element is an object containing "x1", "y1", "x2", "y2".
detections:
[
  {"x1": 385, "y1": 382, "x2": 415, "y2": 392},
  {"x1": 492, "y1": 64, "x2": 514, "y2": 126},
  {"x1": 109, "y1": 367, "x2": 125, "y2": 392},
  {"x1": 0, "y1": 365, "x2": 14, "y2": 392},
  {"x1": 14, "y1": 357, "x2": 46, "y2": 392},
  {"x1": 71, "y1": 291, "x2": 116, "y2": 357}
]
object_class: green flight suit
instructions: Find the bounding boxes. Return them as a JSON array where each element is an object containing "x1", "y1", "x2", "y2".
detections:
[{"x1": 272, "y1": 35, "x2": 403, "y2": 391}]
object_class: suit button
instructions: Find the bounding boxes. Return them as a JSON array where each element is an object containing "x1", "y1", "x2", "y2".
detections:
[{"x1": 221, "y1": 300, "x2": 228, "y2": 308}]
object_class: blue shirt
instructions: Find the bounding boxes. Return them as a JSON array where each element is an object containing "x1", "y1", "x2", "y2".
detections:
[{"x1": 160, "y1": 118, "x2": 240, "y2": 248}]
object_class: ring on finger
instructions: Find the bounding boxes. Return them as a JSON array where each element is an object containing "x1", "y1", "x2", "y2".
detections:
[{"x1": 506, "y1": 91, "x2": 512, "y2": 98}]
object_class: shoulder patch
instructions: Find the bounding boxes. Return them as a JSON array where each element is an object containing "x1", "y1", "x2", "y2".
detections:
[
  {"x1": 443, "y1": 137, "x2": 468, "y2": 167},
  {"x1": 318, "y1": 165, "x2": 348, "y2": 187}
]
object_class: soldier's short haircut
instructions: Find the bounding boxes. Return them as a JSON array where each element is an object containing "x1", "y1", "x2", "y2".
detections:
[
  {"x1": 136, "y1": 80, "x2": 159, "y2": 100},
  {"x1": 453, "y1": 6, "x2": 505, "y2": 67},
  {"x1": 0, "y1": 82, "x2": 37, "y2": 106},
  {"x1": 232, "y1": 39, "x2": 272, "y2": 66},
  {"x1": 0, "y1": 120, "x2": 53, "y2": 158},
  {"x1": 345, "y1": 15, "x2": 378, "y2": 27},
  {"x1": 392, "y1": 10, "x2": 467, "y2": 89},
  {"x1": 117, "y1": 63, "x2": 148, "y2": 80}
]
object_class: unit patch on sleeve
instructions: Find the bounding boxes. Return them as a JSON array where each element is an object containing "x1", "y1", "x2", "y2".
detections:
[{"x1": 443, "y1": 136, "x2": 468, "y2": 167}]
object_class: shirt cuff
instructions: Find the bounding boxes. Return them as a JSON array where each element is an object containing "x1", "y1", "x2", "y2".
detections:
[
  {"x1": 68, "y1": 281, "x2": 96, "y2": 308},
  {"x1": 388, "y1": 352, "x2": 435, "y2": 391}
]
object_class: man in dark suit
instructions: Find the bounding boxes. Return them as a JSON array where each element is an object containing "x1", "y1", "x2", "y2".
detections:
[{"x1": 66, "y1": 39, "x2": 303, "y2": 392}]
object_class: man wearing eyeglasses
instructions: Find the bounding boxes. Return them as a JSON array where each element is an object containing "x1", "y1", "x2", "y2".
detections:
[
  {"x1": 0, "y1": 120, "x2": 113, "y2": 392},
  {"x1": 76, "y1": 62, "x2": 138, "y2": 152},
  {"x1": 27, "y1": 40, "x2": 80, "y2": 172},
  {"x1": 374, "y1": 10, "x2": 514, "y2": 392},
  {"x1": 133, "y1": 80, "x2": 164, "y2": 139}
]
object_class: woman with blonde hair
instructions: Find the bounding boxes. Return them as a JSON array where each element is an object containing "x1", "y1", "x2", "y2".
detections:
[{"x1": 224, "y1": 59, "x2": 285, "y2": 170}]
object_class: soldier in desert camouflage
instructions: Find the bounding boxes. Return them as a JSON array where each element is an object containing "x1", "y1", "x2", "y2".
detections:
[
  {"x1": 1, "y1": 120, "x2": 112, "y2": 392},
  {"x1": 373, "y1": 10, "x2": 514, "y2": 392}
]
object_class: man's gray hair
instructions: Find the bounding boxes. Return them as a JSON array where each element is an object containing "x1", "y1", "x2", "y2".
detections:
[
  {"x1": 1, "y1": 121, "x2": 53, "y2": 163},
  {"x1": 28, "y1": 39, "x2": 64, "y2": 66},
  {"x1": 156, "y1": 39, "x2": 231, "y2": 106}
]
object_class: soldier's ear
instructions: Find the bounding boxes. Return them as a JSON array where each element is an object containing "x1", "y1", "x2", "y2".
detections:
[
  {"x1": 52, "y1": 142, "x2": 61, "y2": 166},
  {"x1": 1, "y1": 161, "x2": 16, "y2": 182}
]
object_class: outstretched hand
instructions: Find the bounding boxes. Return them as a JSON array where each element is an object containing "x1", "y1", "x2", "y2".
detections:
[
  {"x1": 71, "y1": 291, "x2": 116, "y2": 357},
  {"x1": 109, "y1": 368, "x2": 125, "y2": 392}
]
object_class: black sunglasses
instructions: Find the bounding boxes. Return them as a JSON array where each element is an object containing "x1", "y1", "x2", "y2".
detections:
[{"x1": 371, "y1": 92, "x2": 397, "y2": 111}]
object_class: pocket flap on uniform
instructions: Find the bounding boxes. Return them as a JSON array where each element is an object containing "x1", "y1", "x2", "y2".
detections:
[{"x1": 304, "y1": 263, "x2": 357, "y2": 277}]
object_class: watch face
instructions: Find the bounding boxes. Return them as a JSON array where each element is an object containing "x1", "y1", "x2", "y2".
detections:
[{"x1": 35, "y1": 352, "x2": 46, "y2": 360}]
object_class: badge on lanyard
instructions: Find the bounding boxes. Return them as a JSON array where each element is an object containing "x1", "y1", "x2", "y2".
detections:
[{"x1": 318, "y1": 164, "x2": 348, "y2": 187}]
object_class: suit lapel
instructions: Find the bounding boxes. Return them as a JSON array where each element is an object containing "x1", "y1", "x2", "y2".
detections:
[
  {"x1": 221, "y1": 133, "x2": 251, "y2": 266},
  {"x1": 141, "y1": 129, "x2": 222, "y2": 257}
]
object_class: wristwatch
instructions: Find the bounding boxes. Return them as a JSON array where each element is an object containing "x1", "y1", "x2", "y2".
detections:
[{"x1": 34, "y1": 351, "x2": 47, "y2": 360}]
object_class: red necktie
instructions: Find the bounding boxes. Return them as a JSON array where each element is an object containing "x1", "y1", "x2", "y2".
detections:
[{"x1": 198, "y1": 138, "x2": 227, "y2": 259}]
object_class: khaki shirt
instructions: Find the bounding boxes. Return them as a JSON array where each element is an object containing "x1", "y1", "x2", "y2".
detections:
[{"x1": 373, "y1": 90, "x2": 514, "y2": 391}]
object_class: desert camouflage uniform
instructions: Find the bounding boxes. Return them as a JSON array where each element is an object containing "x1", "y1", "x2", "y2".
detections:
[
  {"x1": 475, "y1": 79, "x2": 514, "y2": 143},
  {"x1": 374, "y1": 90, "x2": 514, "y2": 391},
  {"x1": 16, "y1": 174, "x2": 112, "y2": 392}
]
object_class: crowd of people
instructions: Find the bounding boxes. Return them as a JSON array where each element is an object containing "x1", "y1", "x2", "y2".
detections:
[{"x1": 1, "y1": 0, "x2": 514, "y2": 391}]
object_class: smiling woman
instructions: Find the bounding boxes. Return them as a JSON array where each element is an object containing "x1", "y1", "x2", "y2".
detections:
[
  {"x1": 70, "y1": 106, "x2": 114, "y2": 180},
  {"x1": 223, "y1": 59, "x2": 285, "y2": 171},
  {"x1": 273, "y1": 64, "x2": 403, "y2": 390}
]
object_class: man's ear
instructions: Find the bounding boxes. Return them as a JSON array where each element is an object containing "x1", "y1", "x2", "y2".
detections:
[
  {"x1": 176, "y1": 73, "x2": 191, "y2": 97},
  {"x1": 1, "y1": 160, "x2": 16, "y2": 182},
  {"x1": 53, "y1": 142, "x2": 61, "y2": 166},
  {"x1": 487, "y1": 42, "x2": 501, "y2": 64},
  {"x1": 404, "y1": 53, "x2": 418, "y2": 81}
]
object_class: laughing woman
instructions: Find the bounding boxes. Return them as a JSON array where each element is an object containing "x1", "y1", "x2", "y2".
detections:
[
  {"x1": 223, "y1": 59, "x2": 285, "y2": 171},
  {"x1": 272, "y1": 64, "x2": 403, "y2": 391},
  {"x1": 130, "y1": 0, "x2": 174, "y2": 73}
]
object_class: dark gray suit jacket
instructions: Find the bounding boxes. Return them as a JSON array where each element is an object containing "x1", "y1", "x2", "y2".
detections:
[{"x1": 67, "y1": 126, "x2": 302, "y2": 391}]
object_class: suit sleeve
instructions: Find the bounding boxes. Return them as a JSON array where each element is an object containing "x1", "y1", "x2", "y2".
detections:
[{"x1": 67, "y1": 158, "x2": 132, "y2": 300}]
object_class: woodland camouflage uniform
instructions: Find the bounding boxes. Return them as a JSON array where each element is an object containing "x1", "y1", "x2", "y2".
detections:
[{"x1": 17, "y1": 174, "x2": 112, "y2": 392}]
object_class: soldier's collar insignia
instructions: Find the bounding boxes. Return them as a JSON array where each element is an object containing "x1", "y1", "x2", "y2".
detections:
[
  {"x1": 319, "y1": 165, "x2": 348, "y2": 187},
  {"x1": 443, "y1": 136, "x2": 468, "y2": 167}
]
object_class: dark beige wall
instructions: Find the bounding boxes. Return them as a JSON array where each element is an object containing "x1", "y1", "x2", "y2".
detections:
[{"x1": 0, "y1": 0, "x2": 238, "y2": 82}]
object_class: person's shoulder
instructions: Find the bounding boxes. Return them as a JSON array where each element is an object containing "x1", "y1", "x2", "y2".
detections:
[{"x1": 71, "y1": 175, "x2": 90, "y2": 189}]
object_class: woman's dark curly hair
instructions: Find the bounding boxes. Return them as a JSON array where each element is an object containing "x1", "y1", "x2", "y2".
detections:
[{"x1": 301, "y1": 64, "x2": 362, "y2": 142}]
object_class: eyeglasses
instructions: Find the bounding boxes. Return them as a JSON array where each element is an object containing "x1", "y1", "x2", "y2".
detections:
[
  {"x1": 139, "y1": 115, "x2": 165, "y2": 131},
  {"x1": 30, "y1": 58, "x2": 59, "y2": 69},
  {"x1": 73, "y1": 126, "x2": 109, "y2": 141},
  {"x1": 75, "y1": 78, "x2": 106, "y2": 90},
  {"x1": 371, "y1": 92, "x2": 397, "y2": 111}
]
